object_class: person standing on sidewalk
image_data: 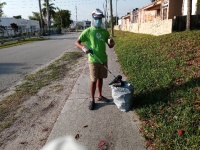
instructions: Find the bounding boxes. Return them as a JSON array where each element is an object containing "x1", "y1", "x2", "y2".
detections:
[{"x1": 75, "y1": 8, "x2": 115, "y2": 110}]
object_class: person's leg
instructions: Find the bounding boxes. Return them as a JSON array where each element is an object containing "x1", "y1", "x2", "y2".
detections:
[
  {"x1": 88, "y1": 62, "x2": 98, "y2": 110},
  {"x1": 90, "y1": 81, "x2": 97, "y2": 102},
  {"x1": 96, "y1": 62, "x2": 109, "y2": 102},
  {"x1": 97, "y1": 78, "x2": 103, "y2": 98}
]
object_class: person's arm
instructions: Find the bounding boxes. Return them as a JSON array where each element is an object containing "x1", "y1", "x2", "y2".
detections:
[
  {"x1": 75, "y1": 40, "x2": 92, "y2": 54},
  {"x1": 107, "y1": 37, "x2": 115, "y2": 48}
]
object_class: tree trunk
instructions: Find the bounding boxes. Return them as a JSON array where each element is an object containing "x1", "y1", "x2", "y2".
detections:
[
  {"x1": 46, "y1": 0, "x2": 50, "y2": 34},
  {"x1": 186, "y1": 0, "x2": 191, "y2": 30},
  {"x1": 38, "y1": 0, "x2": 44, "y2": 34}
]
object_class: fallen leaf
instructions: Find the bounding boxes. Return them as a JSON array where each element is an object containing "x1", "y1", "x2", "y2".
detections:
[
  {"x1": 20, "y1": 141, "x2": 28, "y2": 145},
  {"x1": 98, "y1": 140, "x2": 106, "y2": 148},
  {"x1": 178, "y1": 129, "x2": 184, "y2": 136},
  {"x1": 42, "y1": 128, "x2": 49, "y2": 132},
  {"x1": 75, "y1": 134, "x2": 80, "y2": 140}
]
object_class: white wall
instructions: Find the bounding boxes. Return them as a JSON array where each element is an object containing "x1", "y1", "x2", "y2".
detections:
[
  {"x1": 114, "y1": 19, "x2": 173, "y2": 36},
  {"x1": 182, "y1": 0, "x2": 199, "y2": 15},
  {"x1": 0, "y1": 18, "x2": 40, "y2": 29}
]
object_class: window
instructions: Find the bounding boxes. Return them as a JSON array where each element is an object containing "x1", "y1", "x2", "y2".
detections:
[
  {"x1": 163, "y1": 8, "x2": 167, "y2": 20},
  {"x1": 157, "y1": 10, "x2": 160, "y2": 17}
]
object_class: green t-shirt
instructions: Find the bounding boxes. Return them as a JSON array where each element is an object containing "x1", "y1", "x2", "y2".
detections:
[{"x1": 78, "y1": 26, "x2": 110, "y2": 63}]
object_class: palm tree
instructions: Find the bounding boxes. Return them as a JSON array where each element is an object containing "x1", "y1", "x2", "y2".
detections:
[
  {"x1": 42, "y1": 0, "x2": 56, "y2": 27},
  {"x1": 29, "y1": 12, "x2": 40, "y2": 20},
  {"x1": 0, "y1": 2, "x2": 6, "y2": 17},
  {"x1": 29, "y1": 12, "x2": 43, "y2": 27},
  {"x1": 186, "y1": 0, "x2": 191, "y2": 30}
]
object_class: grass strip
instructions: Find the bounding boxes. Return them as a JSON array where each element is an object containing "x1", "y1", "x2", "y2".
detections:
[
  {"x1": 0, "y1": 52, "x2": 83, "y2": 132},
  {"x1": 0, "y1": 37, "x2": 47, "y2": 49},
  {"x1": 114, "y1": 30, "x2": 200, "y2": 150}
]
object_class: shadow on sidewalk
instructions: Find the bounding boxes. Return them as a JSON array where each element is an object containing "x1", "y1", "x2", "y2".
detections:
[{"x1": 94, "y1": 99, "x2": 115, "y2": 110}]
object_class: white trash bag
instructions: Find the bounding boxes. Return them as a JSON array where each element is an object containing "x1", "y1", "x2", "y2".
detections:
[{"x1": 109, "y1": 81, "x2": 134, "y2": 112}]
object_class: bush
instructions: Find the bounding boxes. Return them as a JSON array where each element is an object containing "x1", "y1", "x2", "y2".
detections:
[{"x1": 22, "y1": 32, "x2": 27, "y2": 36}]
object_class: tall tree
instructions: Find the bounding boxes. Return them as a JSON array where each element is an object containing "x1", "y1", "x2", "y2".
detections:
[
  {"x1": 53, "y1": 9, "x2": 73, "y2": 28},
  {"x1": 10, "y1": 23, "x2": 18, "y2": 35},
  {"x1": 29, "y1": 12, "x2": 44, "y2": 28},
  {"x1": 197, "y1": 0, "x2": 200, "y2": 14},
  {"x1": 186, "y1": 0, "x2": 191, "y2": 30},
  {"x1": 42, "y1": 0, "x2": 56, "y2": 27},
  {"x1": 13, "y1": 15, "x2": 22, "y2": 19},
  {"x1": 38, "y1": 0, "x2": 44, "y2": 33},
  {"x1": 0, "y1": 2, "x2": 6, "y2": 17},
  {"x1": 29, "y1": 12, "x2": 40, "y2": 20}
]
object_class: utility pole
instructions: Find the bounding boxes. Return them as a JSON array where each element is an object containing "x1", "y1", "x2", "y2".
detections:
[
  {"x1": 0, "y1": 0, "x2": 2, "y2": 23},
  {"x1": 38, "y1": 0, "x2": 44, "y2": 35},
  {"x1": 75, "y1": 6, "x2": 77, "y2": 31},
  {"x1": 46, "y1": 0, "x2": 50, "y2": 34},
  {"x1": 116, "y1": 0, "x2": 118, "y2": 25},
  {"x1": 104, "y1": 0, "x2": 108, "y2": 29},
  {"x1": 110, "y1": 0, "x2": 114, "y2": 37}
]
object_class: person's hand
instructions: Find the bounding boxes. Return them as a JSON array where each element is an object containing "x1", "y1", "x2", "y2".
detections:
[
  {"x1": 88, "y1": 49, "x2": 93, "y2": 54},
  {"x1": 82, "y1": 46, "x2": 93, "y2": 54}
]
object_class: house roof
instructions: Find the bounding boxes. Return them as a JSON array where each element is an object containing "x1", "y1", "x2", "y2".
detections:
[
  {"x1": 123, "y1": 14, "x2": 131, "y2": 19},
  {"x1": 146, "y1": 3, "x2": 161, "y2": 10},
  {"x1": 141, "y1": 0, "x2": 161, "y2": 11}
]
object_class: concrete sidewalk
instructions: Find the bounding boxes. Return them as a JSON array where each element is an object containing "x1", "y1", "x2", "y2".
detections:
[{"x1": 45, "y1": 48, "x2": 146, "y2": 150}]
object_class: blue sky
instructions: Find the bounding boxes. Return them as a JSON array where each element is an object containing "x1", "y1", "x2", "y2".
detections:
[{"x1": 1, "y1": 0, "x2": 151, "y2": 21}]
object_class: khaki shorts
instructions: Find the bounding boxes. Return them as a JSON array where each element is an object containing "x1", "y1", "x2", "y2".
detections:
[{"x1": 88, "y1": 62, "x2": 108, "y2": 82}]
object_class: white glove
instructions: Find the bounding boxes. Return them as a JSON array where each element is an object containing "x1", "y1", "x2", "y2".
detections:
[
  {"x1": 82, "y1": 46, "x2": 91, "y2": 54},
  {"x1": 82, "y1": 46, "x2": 88, "y2": 53}
]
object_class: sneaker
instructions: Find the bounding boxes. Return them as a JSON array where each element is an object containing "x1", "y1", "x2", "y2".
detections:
[
  {"x1": 97, "y1": 96, "x2": 109, "y2": 102},
  {"x1": 89, "y1": 101, "x2": 95, "y2": 110}
]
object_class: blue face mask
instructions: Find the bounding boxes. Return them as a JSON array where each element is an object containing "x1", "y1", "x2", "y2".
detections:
[{"x1": 94, "y1": 19, "x2": 102, "y2": 28}]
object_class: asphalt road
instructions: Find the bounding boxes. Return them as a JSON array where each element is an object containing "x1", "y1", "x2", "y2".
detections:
[{"x1": 0, "y1": 33, "x2": 80, "y2": 96}]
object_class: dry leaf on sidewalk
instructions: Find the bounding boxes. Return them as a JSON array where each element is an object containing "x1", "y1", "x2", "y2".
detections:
[
  {"x1": 98, "y1": 140, "x2": 106, "y2": 148},
  {"x1": 75, "y1": 134, "x2": 80, "y2": 140}
]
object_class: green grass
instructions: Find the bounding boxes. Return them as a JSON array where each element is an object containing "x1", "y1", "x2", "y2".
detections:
[
  {"x1": 114, "y1": 30, "x2": 200, "y2": 150},
  {"x1": 0, "y1": 37, "x2": 47, "y2": 49},
  {"x1": 0, "y1": 52, "x2": 83, "y2": 132}
]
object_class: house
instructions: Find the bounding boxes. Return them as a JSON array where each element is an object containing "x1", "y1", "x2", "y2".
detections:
[
  {"x1": 121, "y1": 0, "x2": 199, "y2": 24},
  {"x1": 138, "y1": 0, "x2": 183, "y2": 23},
  {"x1": 121, "y1": 13, "x2": 131, "y2": 31},
  {"x1": 83, "y1": 20, "x2": 91, "y2": 29},
  {"x1": 0, "y1": 17, "x2": 40, "y2": 36},
  {"x1": 116, "y1": 0, "x2": 200, "y2": 35},
  {"x1": 70, "y1": 20, "x2": 91, "y2": 30},
  {"x1": 131, "y1": 8, "x2": 139, "y2": 23},
  {"x1": 138, "y1": 0, "x2": 162, "y2": 23}
]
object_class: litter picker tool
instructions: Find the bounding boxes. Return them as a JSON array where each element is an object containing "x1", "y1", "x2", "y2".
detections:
[{"x1": 89, "y1": 52, "x2": 123, "y2": 87}]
